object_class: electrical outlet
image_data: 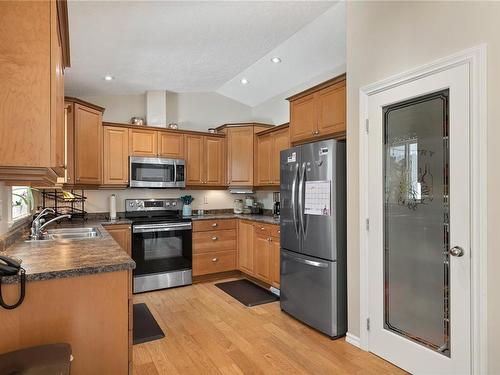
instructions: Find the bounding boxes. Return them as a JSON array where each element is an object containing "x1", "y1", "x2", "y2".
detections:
[{"x1": 204, "y1": 196, "x2": 208, "y2": 205}]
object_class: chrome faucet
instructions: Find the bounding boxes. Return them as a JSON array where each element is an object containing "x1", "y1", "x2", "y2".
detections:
[{"x1": 30, "y1": 209, "x2": 71, "y2": 240}]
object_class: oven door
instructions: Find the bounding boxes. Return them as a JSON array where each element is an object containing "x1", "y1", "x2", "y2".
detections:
[
  {"x1": 129, "y1": 156, "x2": 185, "y2": 188},
  {"x1": 132, "y1": 222, "x2": 192, "y2": 279}
]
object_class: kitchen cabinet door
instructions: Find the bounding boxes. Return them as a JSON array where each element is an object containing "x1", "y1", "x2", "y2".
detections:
[
  {"x1": 64, "y1": 102, "x2": 75, "y2": 185},
  {"x1": 271, "y1": 236, "x2": 280, "y2": 288},
  {"x1": 227, "y1": 127, "x2": 254, "y2": 186},
  {"x1": 158, "y1": 132, "x2": 184, "y2": 158},
  {"x1": 103, "y1": 126, "x2": 129, "y2": 185},
  {"x1": 104, "y1": 224, "x2": 132, "y2": 256},
  {"x1": 129, "y1": 129, "x2": 158, "y2": 157},
  {"x1": 185, "y1": 135, "x2": 204, "y2": 185},
  {"x1": 74, "y1": 104, "x2": 102, "y2": 184},
  {"x1": 271, "y1": 128, "x2": 290, "y2": 184},
  {"x1": 316, "y1": 81, "x2": 346, "y2": 137},
  {"x1": 51, "y1": 8, "x2": 65, "y2": 178},
  {"x1": 256, "y1": 134, "x2": 272, "y2": 185},
  {"x1": 290, "y1": 94, "x2": 316, "y2": 143},
  {"x1": 204, "y1": 136, "x2": 225, "y2": 186},
  {"x1": 238, "y1": 221, "x2": 254, "y2": 275},
  {"x1": 253, "y1": 231, "x2": 272, "y2": 283}
]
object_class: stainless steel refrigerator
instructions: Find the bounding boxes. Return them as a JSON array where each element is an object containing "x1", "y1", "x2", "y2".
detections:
[{"x1": 280, "y1": 139, "x2": 346, "y2": 338}]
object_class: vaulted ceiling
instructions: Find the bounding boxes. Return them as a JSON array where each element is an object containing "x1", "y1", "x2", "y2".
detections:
[{"x1": 65, "y1": 1, "x2": 344, "y2": 106}]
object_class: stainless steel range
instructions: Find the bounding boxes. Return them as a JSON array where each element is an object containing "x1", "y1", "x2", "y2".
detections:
[{"x1": 126, "y1": 198, "x2": 192, "y2": 293}]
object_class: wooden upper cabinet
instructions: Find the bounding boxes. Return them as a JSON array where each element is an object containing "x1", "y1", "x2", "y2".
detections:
[
  {"x1": 185, "y1": 135, "x2": 204, "y2": 185},
  {"x1": 289, "y1": 95, "x2": 316, "y2": 143},
  {"x1": 238, "y1": 221, "x2": 254, "y2": 275},
  {"x1": 288, "y1": 74, "x2": 346, "y2": 144},
  {"x1": 158, "y1": 132, "x2": 184, "y2": 158},
  {"x1": 129, "y1": 129, "x2": 158, "y2": 157},
  {"x1": 316, "y1": 81, "x2": 346, "y2": 136},
  {"x1": 0, "y1": 0, "x2": 70, "y2": 184},
  {"x1": 226, "y1": 127, "x2": 255, "y2": 186},
  {"x1": 204, "y1": 136, "x2": 224, "y2": 186},
  {"x1": 255, "y1": 125, "x2": 290, "y2": 186},
  {"x1": 103, "y1": 126, "x2": 129, "y2": 186},
  {"x1": 74, "y1": 104, "x2": 102, "y2": 184},
  {"x1": 256, "y1": 134, "x2": 272, "y2": 185},
  {"x1": 64, "y1": 102, "x2": 75, "y2": 184},
  {"x1": 271, "y1": 128, "x2": 290, "y2": 183}
]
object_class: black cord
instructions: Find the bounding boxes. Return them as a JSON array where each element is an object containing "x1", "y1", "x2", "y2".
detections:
[{"x1": 0, "y1": 268, "x2": 26, "y2": 310}]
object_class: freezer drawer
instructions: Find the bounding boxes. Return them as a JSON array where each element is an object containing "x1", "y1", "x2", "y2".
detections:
[{"x1": 280, "y1": 249, "x2": 346, "y2": 338}]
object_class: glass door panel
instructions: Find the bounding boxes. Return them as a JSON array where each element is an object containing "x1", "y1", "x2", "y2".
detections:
[{"x1": 383, "y1": 89, "x2": 450, "y2": 356}]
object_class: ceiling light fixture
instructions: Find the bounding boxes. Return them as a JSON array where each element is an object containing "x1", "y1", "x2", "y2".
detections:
[
  {"x1": 271, "y1": 57, "x2": 282, "y2": 64},
  {"x1": 240, "y1": 78, "x2": 249, "y2": 85},
  {"x1": 103, "y1": 75, "x2": 115, "y2": 81}
]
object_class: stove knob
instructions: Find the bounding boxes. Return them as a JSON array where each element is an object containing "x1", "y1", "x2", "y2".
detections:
[
  {"x1": 171, "y1": 202, "x2": 177, "y2": 206},
  {"x1": 129, "y1": 202, "x2": 135, "y2": 207},
  {"x1": 165, "y1": 201, "x2": 171, "y2": 207},
  {"x1": 138, "y1": 202, "x2": 144, "y2": 209}
]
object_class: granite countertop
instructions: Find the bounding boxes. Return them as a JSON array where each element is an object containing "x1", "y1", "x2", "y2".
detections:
[
  {"x1": 189, "y1": 213, "x2": 280, "y2": 225},
  {"x1": 0, "y1": 220, "x2": 135, "y2": 285}
]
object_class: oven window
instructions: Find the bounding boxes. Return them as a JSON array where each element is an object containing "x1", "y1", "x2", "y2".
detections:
[
  {"x1": 133, "y1": 229, "x2": 192, "y2": 276},
  {"x1": 131, "y1": 162, "x2": 175, "y2": 183},
  {"x1": 144, "y1": 236, "x2": 182, "y2": 260}
]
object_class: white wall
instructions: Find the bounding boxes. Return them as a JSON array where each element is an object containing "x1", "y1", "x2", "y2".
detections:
[
  {"x1": 251, "y1": 64, "x2": 346, "y2": 125},
  {"x1": 0, "y1": 183, "x2": 10, "y2": 235},
  {"x1": 346, "y1": 2, "x2": 500, "y2": 372},
  {"x1": 81, "y1": 91, "x2": 253, "y2": 132},
  {"x1": 84, "y1": 189, "x2": 277, "y2": 213}
]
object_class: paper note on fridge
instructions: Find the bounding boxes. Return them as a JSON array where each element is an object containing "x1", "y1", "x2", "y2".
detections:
[{"x1": 304, "y1": 180, "x2": 331, "y2": 216}]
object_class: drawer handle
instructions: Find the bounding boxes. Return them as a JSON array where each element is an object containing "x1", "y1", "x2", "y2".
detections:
[
  {"x1": 212, "y1": 223, "x2": 218, "y2": 227},
  {"x1": 212, "y1": 236, "x2": 218, "y2": 241},
  {"x1": 212, "y1": 257, "x2": 218, "y2": 262}
]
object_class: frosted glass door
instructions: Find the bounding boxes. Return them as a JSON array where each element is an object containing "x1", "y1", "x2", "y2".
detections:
[{"x1": 383, "y1": 90, "x2": 450, "y2": 356}]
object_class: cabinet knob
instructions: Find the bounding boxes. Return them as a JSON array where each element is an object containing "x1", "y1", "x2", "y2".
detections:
[
  {"x1": 76, "y1": 177, "x2": 80, "y2": 181},
  {"x1": 260, "y1": 227, "x2": 265, "y2": 230},
  {"x1": 278, "y1": 230, "x2": 281, "y2": 234},
  {"x1": 212, "y1": 236, "x2": 218, "y2": 241},
  {"x1": 212, "y1": 223, "x2": 218, "y2": 227},
  {"x1": 212, "y1": 257, "x2": 218, "y2": 262}
]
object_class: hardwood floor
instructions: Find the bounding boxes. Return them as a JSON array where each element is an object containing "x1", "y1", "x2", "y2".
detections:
[{"x1": 133, "y1": 279, "x2": 405, "y2": 374}]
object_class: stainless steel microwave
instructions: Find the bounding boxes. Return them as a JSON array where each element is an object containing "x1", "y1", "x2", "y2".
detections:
[{"x1": 129, "y1": 157, "x2": 185, "y2": 188}]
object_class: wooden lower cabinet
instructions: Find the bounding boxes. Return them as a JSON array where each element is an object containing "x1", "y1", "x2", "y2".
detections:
[
  {"x1": 238, "y1": 221, "x2": 254, "y2": 275},
  {"x1": 254, "y1": 230, "x2": 272, "y2": 283},
  {"x1": 192, "y1": 219, "x2": 237, "y2": 276},
  {"x1": 0, "y1": 271, "x2": 130, "y2": 375},
  {"x1": 270, "y1": 235, "x2": 280, "y2": 288},
  {"x1": 103, "y1": 224, "x2": 131, "y2": 255}
]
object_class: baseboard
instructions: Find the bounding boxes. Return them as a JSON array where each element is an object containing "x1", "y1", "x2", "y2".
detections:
[{"x1": 345, "y1": 332, "x2": 360, "y2": 348}]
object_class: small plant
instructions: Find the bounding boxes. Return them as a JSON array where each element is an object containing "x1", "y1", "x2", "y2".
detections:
[{"x1": 180, "y1": 195, "x2": 194, "y2": 205}]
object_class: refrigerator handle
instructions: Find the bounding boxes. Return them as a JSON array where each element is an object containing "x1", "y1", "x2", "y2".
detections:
[
  {"x1": 291, "y1": 163, "x2": 300, "y2": 238},
  {"x1": 298, "y1": 162, "x2": 307, "y2": 236},
  {"x1": 283, "y1": 251, "x2": 329, "y2": 268}
]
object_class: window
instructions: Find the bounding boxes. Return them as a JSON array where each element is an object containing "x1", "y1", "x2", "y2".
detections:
[{"x1": 11, "y1": 186, "x2": 31, "y2": 221}]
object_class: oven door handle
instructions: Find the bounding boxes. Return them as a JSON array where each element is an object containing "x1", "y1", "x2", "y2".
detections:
[{"x1": 133, "y1": 223, "x2": 192, "y2": 233}]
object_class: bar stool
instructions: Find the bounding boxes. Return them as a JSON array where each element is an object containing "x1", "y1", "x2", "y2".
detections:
[{"x1": 0, "y1": 343, "x2": 72, "y2": 375}]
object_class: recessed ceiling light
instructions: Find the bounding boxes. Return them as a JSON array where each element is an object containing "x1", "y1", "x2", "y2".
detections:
[
  {"x1": 103, "y1": 75, "x2": 114, "y2": 81},
  {"x1": 271, "y1": 57, "x2": 282, "y2": 64},
  {"x1": 240, "y1": 78, "x2": 249, "y2": 85}
]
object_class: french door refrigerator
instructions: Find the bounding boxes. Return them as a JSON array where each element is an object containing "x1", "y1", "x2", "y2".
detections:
[{"x1": 280, "y1": 139, "x2": 346, "y2": 338}]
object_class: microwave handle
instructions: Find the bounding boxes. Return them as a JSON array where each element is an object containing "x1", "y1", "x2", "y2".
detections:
[{"x1": 174, "y1": 161, "x2": 177, "y2": 183}]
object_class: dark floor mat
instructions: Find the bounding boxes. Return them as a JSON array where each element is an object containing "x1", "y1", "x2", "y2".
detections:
[
  {"x1": 133, "y1": 303, "x2": 165, "y2": 345},
  {"x1": 215, "y1": 279, "x2": 279, "y2": 307}
]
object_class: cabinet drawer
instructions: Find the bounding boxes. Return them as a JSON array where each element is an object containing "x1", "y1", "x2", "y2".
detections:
[
  {"x1": 253, "y1": 223, "x2": 274, "y2": 236},
  {"x1": 193, "y1": 229, "x2": 237, "y2": 254},
  {"x1": 193, "y1": 251, "x2": 237, "y2": 276},
  {"x1": 193, "y1": 219, "x2": 237, "y2": 232}
]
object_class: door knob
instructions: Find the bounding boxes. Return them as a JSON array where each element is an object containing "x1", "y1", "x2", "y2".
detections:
[{"x1": 449, "y1": 246, "x2": 464, "y2": 257}]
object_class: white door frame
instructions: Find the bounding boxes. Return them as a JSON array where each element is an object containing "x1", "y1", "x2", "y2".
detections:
[{"x1": 357, "y1": 45, "x2": 488, "y2": 374}]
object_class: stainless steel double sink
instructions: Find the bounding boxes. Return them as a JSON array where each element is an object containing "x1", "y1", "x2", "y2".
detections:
[{"x1": 26, "y1": 227, "x2": 102, "y2": 242}]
